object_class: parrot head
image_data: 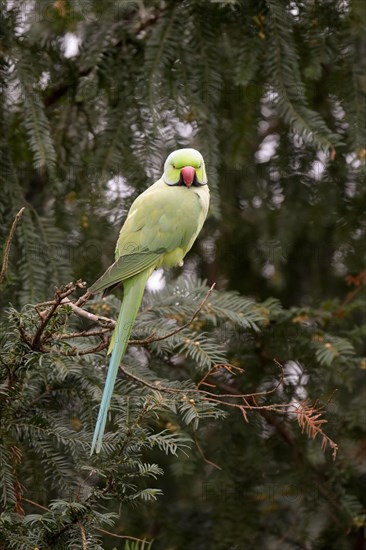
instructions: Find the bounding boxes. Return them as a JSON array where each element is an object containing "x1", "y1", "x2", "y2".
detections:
[{"x1": 163, "y1": 148, "x2": 207, "y2": 188}]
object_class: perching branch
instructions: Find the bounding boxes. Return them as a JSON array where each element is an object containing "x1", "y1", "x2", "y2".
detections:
[
  {"x1": 28, "y1": 281, "x2": 216, "y2": 355},
  {"x1": 61, "y1": 296, "x2": 114, "y2": 328},
  {"x1": 0, "y1": 207, "x2": 26, "y2": 285}
]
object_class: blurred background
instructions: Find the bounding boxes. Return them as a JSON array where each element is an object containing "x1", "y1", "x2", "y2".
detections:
[{"x1": 1, "y1": 1, "x2": 366, "y2": 548}]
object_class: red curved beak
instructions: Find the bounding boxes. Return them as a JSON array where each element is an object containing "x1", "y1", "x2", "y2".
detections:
[{"x1": 181, "y1": 166, "x2": 195, "y2": 187}]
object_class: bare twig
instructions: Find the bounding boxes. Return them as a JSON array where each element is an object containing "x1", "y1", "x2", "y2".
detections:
[
  {"x1": 61, "y1": 298, "x2": 114, "y2": 328},
  {"x1": 55, "y1": 328, "x2": 111, "y2": 340},
  {"x1": 120, "y1": 363, "x2": 286, "y2": 403},
  {"x1": 23, "y1": 497, "x2": 49, "y2": 511},
  {"x1": 197, "y1": 363, "x2": 244, "y2": 389},
  {"x1": 32, "y1": 283, "x2": 76, "y2": 350},
  {"x1": 74, "y1": 290, "x2": 92, "y2": 307},
  {"x1": 92, "y1": 527, "x2": 150, "y2": 542},
  {"x1": 193, "y1": 432, "x2": 222, "y2": 470},
  {"x1": 0, "y1": 207, "x2": 26, "y2": 284},
  {"x1": 43, "y1": 338, "x2": 109, "y2": 356}
]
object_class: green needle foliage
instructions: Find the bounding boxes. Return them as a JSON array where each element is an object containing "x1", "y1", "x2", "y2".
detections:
[{"x1": 1, "y1": 0, "x2": 366, "y2": 548}]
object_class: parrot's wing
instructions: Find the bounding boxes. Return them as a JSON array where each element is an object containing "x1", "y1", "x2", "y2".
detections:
[{"x1": 88, "y1": 249, "x2": 164, "y2": 293}]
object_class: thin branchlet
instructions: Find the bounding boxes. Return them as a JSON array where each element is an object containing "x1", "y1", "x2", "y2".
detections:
[{"x1": 0, "y1": 207, "x2": 26, "y2": 284}]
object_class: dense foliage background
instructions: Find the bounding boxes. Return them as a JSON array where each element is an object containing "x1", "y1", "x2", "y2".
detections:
[{"x1": 1, "y1": 1, "x2": 365, "y2": 548}]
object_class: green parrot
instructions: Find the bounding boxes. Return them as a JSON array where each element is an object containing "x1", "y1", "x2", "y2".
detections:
[{"x1": 89, "y1": 148, "x2": 209, "y2": 454}]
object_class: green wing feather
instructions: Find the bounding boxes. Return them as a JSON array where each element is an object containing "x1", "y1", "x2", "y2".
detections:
[{"x1": 89, "y1": 250, "x2": 163, "y2": 293}]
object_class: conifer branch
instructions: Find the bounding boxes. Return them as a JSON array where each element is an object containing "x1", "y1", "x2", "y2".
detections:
[
  {"x1": 29, "y1": 282, "x2": 216, "y2": 354},
  {"x1": 129, "y1": 282, "x2": 216, "y2": 345},
  {"x1": 22, "y1": 498, "x2": 149, "y2": 543},
  {"x1": 19, "y1": 280, "x2": 339, "y2": 459},
  {"x1": 120, "y1": 361, "x2": 338, "y2": 459}
]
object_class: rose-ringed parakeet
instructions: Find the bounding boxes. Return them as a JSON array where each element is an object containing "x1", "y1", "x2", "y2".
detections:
[{"x1": 89, "y1": 148, "x2": 209, "y2": 454}]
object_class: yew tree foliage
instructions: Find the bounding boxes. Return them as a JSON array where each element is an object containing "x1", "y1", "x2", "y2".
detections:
[{"x1": 0, "y1": 1, "x2": 366, "y2": 549}]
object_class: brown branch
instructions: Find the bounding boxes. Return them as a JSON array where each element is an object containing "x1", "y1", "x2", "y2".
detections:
[
  {"x1": 294, "y1": 400, "x2": 338, "y2": 460},
  {"x1": 210, "y1": 378, "x2": 302, "y2": 460},
  {"x1": 31, "y1": 283, "x2": 77, "y2": 350},
  {"x1": 120, "y1": 363, "x2": 287, "y2": 403},
  {"x1": 74, "y1": 291, "x2": 93, "y2": 307},
  {"x1": 23, "y1": 497, "x2": 49, "y2": 511},
  {"x1": 0, "y1": 207, "x2": 26, "y2": 284},
  {"x1": 43, "y1": 338, "x2": 109, "y2": 356},
  {"x1": 92, "y1": 527, "x2": 150, "y2": 542},
  {"x1": 120, "y1": 365, "x2": 293, "y2": 416},
  {"x1": 195, "y1": 359, "x2": 284, "y2": 401},
  {"x1": 197, "y1": 363, "x2": 244, "y2": 389},
  {"x1": 193, "y1": 432, "x2": 222, "y2": 471},
  {"x1": 14, "y1": 316, "x2": 32, "y2": 347},
  {"x1": 61, "y1": 298, "x2": 114, "y2": 328},
  {"x1": 55, "y1": 328, "x2": 111, "y2": 340}
]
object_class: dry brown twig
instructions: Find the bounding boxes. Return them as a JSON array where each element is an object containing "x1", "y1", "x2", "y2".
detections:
[
  {"x1": 294, "y1": 399, "x2": 338, "y2": 460},
  {"x1": 32, "y1": 282, "x2": 83, "y2": 350},
  {"x1": 0, "y1": 207, "x2": 26, "y2": 285}
]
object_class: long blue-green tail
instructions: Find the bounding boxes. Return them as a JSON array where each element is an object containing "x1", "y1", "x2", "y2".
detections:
[{"x1": 90, "y1": 268, "x2": 154, "y2": 455}]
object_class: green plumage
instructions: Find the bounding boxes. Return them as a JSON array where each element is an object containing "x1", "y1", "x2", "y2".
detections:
[{"x1": 89, "y1": 148, "x2": 209, "y2": 454}]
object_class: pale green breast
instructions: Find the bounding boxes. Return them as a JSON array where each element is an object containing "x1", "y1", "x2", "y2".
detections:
[{"x1": 116, "y1": 178, "x2": 209, "y2": 268}]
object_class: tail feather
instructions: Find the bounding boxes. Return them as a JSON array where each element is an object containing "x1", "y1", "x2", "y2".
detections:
[{"x1": 90, "y1": 268, "x2": 154, "y2": 455}]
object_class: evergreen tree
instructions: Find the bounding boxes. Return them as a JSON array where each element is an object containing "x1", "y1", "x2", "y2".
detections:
[{"x1": 1, "y1": 1, "x2": 365, "y2": 548}]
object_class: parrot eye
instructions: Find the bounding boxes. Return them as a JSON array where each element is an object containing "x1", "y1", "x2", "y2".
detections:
[{"x1": 172, "y1": 164, "x2": 176, "y2": 169}]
